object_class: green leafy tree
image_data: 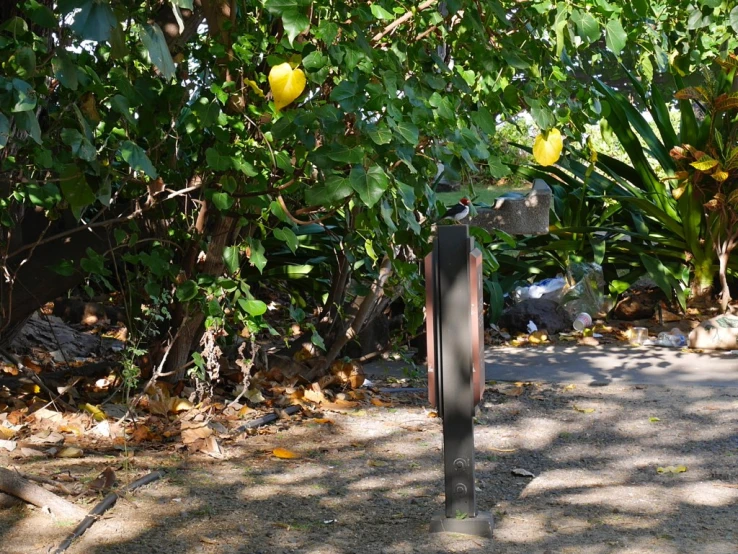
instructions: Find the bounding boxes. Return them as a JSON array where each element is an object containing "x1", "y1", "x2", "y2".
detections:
[{"x1": 2, "y1": 0, "x2": 737, "y2": 384}]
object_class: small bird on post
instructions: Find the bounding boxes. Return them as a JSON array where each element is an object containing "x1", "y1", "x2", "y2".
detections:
[{"x1": 442, "y1": 197, "x2": 470, "y2": 222}]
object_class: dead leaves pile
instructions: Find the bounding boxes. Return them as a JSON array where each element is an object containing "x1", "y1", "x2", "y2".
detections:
[
  {"x1": 0, "y1": 352, "x2": 406, "y2": 466},
  {"x1": 500, "y1": 322, "x2": 646, "y2": 348}
]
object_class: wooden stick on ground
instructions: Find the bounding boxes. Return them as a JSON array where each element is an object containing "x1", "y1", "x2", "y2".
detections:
[
  {"x1": 234, "y1": 405, "x2": 301, "y2": 434},
  {"x1": 0, "y1": 467, "x2": 86, "y2": 520},
  {"x1": 54, "y1": 470, "x2": 165, "y2": 554},
  {"x1": 0, "y1": 491, "x2": 23, "y2": 509}
]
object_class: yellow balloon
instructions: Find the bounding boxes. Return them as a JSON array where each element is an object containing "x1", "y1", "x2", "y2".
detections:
[
  {"x1": 268, "y1": 62, "x2": 306, "y2": 111},
  {"x1": 532, "y1": 128, "x2": 564, "y2": 166}
]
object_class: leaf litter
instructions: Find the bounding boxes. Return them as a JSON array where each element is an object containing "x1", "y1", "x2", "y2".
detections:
[{"x1": 2, "y1": 305, "x2": 737, "y2": 552}]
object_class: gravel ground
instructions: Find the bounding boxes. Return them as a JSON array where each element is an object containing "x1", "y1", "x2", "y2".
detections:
[{"x1": 2, "y1": 381, "x2": 738, "y2": 554}]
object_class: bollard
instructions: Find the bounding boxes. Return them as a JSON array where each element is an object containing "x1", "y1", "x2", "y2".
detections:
[{"x1": 425, "y1": 225, "x2": 493, "y2": 537}]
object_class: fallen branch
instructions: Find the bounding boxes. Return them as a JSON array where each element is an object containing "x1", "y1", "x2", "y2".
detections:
[
  {"x1": 0, "y1": 491, "x2": 23, "y2": 509},
  {"x1": 0, "y1": 467, "x2": 86, "y2": 520},
  {"x1": 54, "y1": 470, "x2": 165, "y2": 554},
  {"x1": 20, "y1": 471, "x2": 73, "y2": 496},
  {"x1": 234, "y1": 405, "x2": 301, "y2": 434}
]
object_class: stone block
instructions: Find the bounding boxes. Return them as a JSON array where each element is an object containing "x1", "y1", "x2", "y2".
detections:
[{"x1": 466, "y1": 179, "x2": 551, "y2": 236}]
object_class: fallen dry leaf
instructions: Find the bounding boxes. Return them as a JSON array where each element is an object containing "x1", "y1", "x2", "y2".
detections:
[
  {"x1": 31, "y1": 407, "x2": 63, "y2": 423},
  {"x1": 370, "y1": 398, "x2": 393, "y2": 408},
  {"x1": 573, "y1": 405, "x2": 595, "y2": 414},
  {"x1": 202, "y1": 436, "x2": 224, "y2": 458},
  {"x1": 0, "y1": 426, "x2": 16, "y2": 439},
  {"x1": 321, "y1": 399, "x2": 359, "y2": 411},
  {"x1": 181, "y1": 422, "x2": 213, "y2": 445},
  {"x1": 131, "y1": 425, "x2": 155, "y2": 443},
  {"x1": 80, "y1": 403, "x2": 107, "y2": 422},
  {"x1": 312, "y1": 418, "x2": 334, "y2": 425},
  {"x1": 1, "y1": 363, "x2": 18, "y2": 376},
  {"x1": 8, "y1": 411, "x2": 25, "y2": 425},
  {"x1": 272, "y1": 447, "x2": 300, "y2": 459},
  {"x1": 347, "y1": 390, "x2": 366, "y2": 401},
  {"x1": 238, "y1": 405, "x2": 255, "y2": 418},
  {"x1": 57, "y1": 446, "x2": 84, "y2": 458},
  {"x1": 88, "y1": 467, "x2": 116, "y2": 492},
  {"x1": 21, "y1": 357, "x2": 42, "y2": 374},
  {"x1": 303, "y1": 388, "x2": 326, "y2": 404},
  {"x1": 245, "y1": 388, "x2": 265, "y2": 404},
  {"x1": 27, "y1": 430, "x2": 65, "y2": 445},
  {"x1": 367, "y1": 459, "x2": 388, "y2": 467},
  {"x1": 19, "y1": 447, "x2": 46, "y2": 458},
  {"x1": 657, "y1": 465, "x2": 688, "y2": 474},
  {"x1": 528, "y1": 330, "x2": 548, "y2": 344},
  {"x1": 59, "y1": 423, "x2": 85, "y2": 437},
  {"x1": 168, "y1": 398, "x2": 194, "y2": 413}
]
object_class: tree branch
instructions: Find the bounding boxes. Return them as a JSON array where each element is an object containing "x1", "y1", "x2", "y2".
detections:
[
  {"x1": 0, "y1": 467, "x2": 86, "y2": 521},
  {"x1": 312, "y1": 255, "x2": 393, "y2": 376},
  {"x1": 372, "y1": 0, "x2": 438, "y2": 43}
]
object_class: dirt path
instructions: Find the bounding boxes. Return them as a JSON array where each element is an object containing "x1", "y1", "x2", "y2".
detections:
[{"x1": 2, "y1": 381, "x2": 738, "y2": 554}]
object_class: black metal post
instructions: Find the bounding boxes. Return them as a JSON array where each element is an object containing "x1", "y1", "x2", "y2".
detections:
[{"x1": 428, "y1": 225, "x2": 493, "y2": 537}]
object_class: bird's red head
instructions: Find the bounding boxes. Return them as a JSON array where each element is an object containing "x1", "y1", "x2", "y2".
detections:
[{"x1": 459, "y1": 197, "x2": 470, "y2": 205}]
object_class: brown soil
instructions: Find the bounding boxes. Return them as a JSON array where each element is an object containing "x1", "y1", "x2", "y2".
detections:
[{"x1": 2, "y1": 380, "x2": 738, "y2": 554}]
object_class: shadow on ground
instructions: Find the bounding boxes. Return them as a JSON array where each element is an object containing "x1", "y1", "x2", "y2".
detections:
[
  {"x1": 484, "y1": 345, "x2": 738, "y2": 387},
  {"x1": 1, "y1": 382, "x2": 737, "y2": 554}
]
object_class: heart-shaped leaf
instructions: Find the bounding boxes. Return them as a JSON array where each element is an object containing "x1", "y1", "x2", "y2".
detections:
[
  {"x1": 349, "y1": 165, "x2": 389, "y2": 208},
  {"x1": 269, "y1": 62, "x2": 306, "y2": 111},
  {"x1": 532, "y1": 128, "x2": 563, "y2": 167}
]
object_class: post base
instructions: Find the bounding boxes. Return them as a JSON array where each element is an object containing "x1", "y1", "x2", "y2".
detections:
[{"x1": 429, "y1": 511, "x2": 494, "y2": 537}]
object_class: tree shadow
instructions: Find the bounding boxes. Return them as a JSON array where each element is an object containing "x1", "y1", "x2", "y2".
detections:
[
  {"x1": 0, "y1": 383, "x2": 736, "y2": 553},
  {"x1": 485, "y1": 344, "x2": 738, "y2": 387}
]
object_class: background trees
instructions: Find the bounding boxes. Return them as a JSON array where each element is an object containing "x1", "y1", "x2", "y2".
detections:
[{"x1": 2, "y1": 0, "x2": 737, "y2": 386}]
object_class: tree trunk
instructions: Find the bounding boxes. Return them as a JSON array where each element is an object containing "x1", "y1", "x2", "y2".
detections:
[
  {"x1": 166, "y1": 214, "x2": 237, "y2": 381},
  {"x1": 311, "y1": 256, "x2": 393, "y2": 377},
  {"x1": 718, "y1": 250, "x2": 732, "y2": 313},
  {"x1": 161, "y1": 0, "x2": 243, "y2": 383},
  {"x1": 689, "y1": 257, "x2": 715, "y2": 308}
]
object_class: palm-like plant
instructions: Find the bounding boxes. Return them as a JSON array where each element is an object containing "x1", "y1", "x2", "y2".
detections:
[
  {"x1": 585, "y1": 62, "x2": 738, "y2": 309},
  {"x1": 668, "y1": 59, "x2": 738, "y2": 311}
]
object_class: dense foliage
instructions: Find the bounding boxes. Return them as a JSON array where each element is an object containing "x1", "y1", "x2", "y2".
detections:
[{"x1": 2, "y1": 0, "x2": 738, "y2": 386}]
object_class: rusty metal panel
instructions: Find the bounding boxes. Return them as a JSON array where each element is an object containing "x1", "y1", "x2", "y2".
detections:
[
  {"x1": 425, "y1": 250, "x2": 437, "y2": 409},
  {"x1": 469, "y1": 247, "x2": 484, "y2": 406}
]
